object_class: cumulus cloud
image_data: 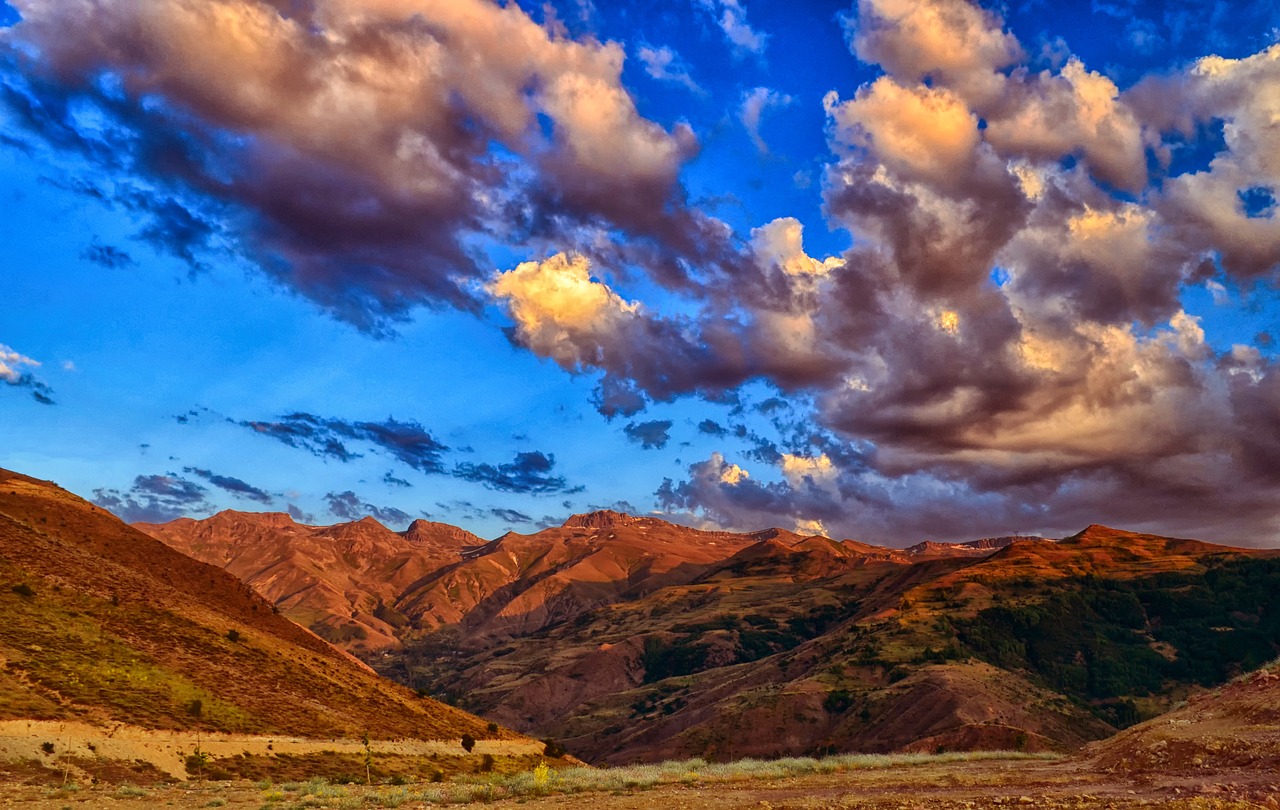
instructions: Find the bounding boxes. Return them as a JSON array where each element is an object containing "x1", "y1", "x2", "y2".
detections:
[
  {"x1": 635, "y1": 0, "x2": 1280, "y2": 544},
  {"x1": 1, "y1": 0, "x2": 719, "y2": 329}
]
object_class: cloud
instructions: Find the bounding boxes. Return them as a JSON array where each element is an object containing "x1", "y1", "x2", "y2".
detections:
[
  {"x1": 637, "y1": 45, "x2": 700, "y2": 93},
  {"x1": 697, "y1": 0, "x2": 768, "y2": 56},
  {"x1": 454, "y1": 451, "x2": 581, "y2": 495},
  {"x1": 93, "y1": 473, "x2": 213, "y2": 523},
  {"x1": 2, "y1": 0, "x2": 714, "y2": 330},
  {"x1": 623, "y1": 419, "x2": 673, "y2": 449},
  {"x1": 489, "y1": 507, "x2": 534, "y2": 524},
  {"x1": 324, "y1": 491, "x2": 412, "y2": 527},
  {"x1": 739, "y1": 87, "x2": 792, "y2": 154},
  {"x1": 0, "y1": 343, "x2": 54, "y2": 404},
  {"x1": 183, "y1": 467, "x2": 273, "y2": 504},
  {"x1": 697, "y1": 419, "x2": 728, "y2": 436},
  {"x1": 239, "y1": 412, "x2": 448, "y2": 473},
  {"x1": 287, "y1": 503, "x2": 316, "y2": 524},
  {"x1": 80, "y1": 242, "x2": 136, "y2": 270}
]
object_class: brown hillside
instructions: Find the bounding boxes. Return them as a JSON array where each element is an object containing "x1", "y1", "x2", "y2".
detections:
[
  {"x1": 0, "y1": 468, "x2": 509, "y2": 742},
  {"x1": 136, "y1": 511, "x2": 482, "y2": 649},
  {"x1": 1089, "y1": 659, "x2": 1280, "y2": 774},
  {"x1": 391, "y1": 513, "x2": 764, "y2": 643}
]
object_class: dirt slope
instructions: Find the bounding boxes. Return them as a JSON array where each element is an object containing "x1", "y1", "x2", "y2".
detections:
[
  {"x1": 0, "y1": 468, "x2": 512, "y2": 743},
  {"x1": 1089, "y1": 658, "x2": 1280, "y2": 774}
]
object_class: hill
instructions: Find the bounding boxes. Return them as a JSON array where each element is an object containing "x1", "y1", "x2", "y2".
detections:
[
  {"x1": 1089, "y1": 658, "x2": 1280, "y2": 774},
  {"x1": 0, "y1": 468, "x2": 508, "y2": 745}
]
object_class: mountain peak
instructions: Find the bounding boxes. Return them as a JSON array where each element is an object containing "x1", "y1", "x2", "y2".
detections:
[{"x1": 561, "y1": 509, "x2": 645, "y2": 529}]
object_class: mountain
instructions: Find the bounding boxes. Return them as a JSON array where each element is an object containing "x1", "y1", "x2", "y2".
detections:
[
  {"x1": 0, "y1": 468, "x2": 505, "y2": 744},
  {"x1": 136, "y1": 511, "x2": 483, "y2": 649},
  {"x1": 382, "y1": 522, "x2": 1276, "y2": 763},
  {"x1": 135, "y1": 505, "x2": 1280, "y2": 766}
]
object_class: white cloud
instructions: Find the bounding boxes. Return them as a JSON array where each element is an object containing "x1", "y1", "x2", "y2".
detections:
[
  {"x1": 637, "y1": 44, "x2": 701, "y2": 93},
  {"x1": 740, "y1": 86, "x2": 792, "y2": 154},
  {"x1": 697, "y1": 0, "x2": 768, "y2": 56},
  {"x1": 0, "y1": 344, "x2": 39, "y2": 383}
]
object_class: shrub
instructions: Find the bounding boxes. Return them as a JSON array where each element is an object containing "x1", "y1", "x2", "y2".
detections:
[
  {"x1": 40, "y1": 742, "x2": 54, "y2": 755},
  {"x1": 543, "y1": 739, "x2": 567, "y2": 758},
  {"x1": 11, "y1": 583, "x2": 34, "y2": 599},
  {"x1": 225, "y1": 629, "x2": 241, "y2": 643},
  {"x1": 486, "y1": 721, "x2": 499, "y2": 734},
  {"x1": 460, "y1": 734, "x2": 476, "y2": 753},
  {"x1": 823, "y1": 690, "x2": 853, "y2": 714}
]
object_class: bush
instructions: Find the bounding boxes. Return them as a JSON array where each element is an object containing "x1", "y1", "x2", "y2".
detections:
[
  {"x1": 460, "y1": 734, "x2": 476, "y2": 753},
  {"x1": 487, "y1": 721, "x2": 499, "y2": 734},
  {"x1": 225, "y1": 629, "x2": 241, "y2": 643},
  {"x1": 40, "y1": 741, "x2": 54, "y2": 755},
  {"x1": 823, "y1": 690, "x2": 853, "y2": 714},
  {"x1": 11, "y1": 583, "x2": 34, "y2": 599},
  {"x1": 543, "y1": 739, "x2": 567, "y2": 758}
]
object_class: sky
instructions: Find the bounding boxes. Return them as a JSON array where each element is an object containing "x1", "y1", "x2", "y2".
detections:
[{"x1": 1, "y1": 0, "x2": 1279, "y2": 547}]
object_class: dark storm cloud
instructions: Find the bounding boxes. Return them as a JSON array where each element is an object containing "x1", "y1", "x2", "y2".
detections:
[
  {"x1": 453, "y1": 451, "x2": 581, "y2": 495},
  {"x1": 92, "y1": 472, "x2": 212, "y2": 523},
  {"x1": 623, "y1": 419, "x2": 673, "y2": 450},
  {"x1": 323, "y1": 491, "x2": 413, "y2": 527},
  {"x1": 183, "y1": 467, "x2": 273, "y2": 504},
  {"x1": 239, "y1": 412, "x2": 448, "y2": 473}
]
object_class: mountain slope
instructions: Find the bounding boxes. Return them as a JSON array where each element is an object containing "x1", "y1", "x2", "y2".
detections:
[
  {"x1": 136, "y1": 511, "x2": 482, "y2": 649},
  {"x1": 1089, "y1": 658, "x2": 1280, "y2": 774},
  {"x1": 0, "y1": 468, "x2": 505, "y2": 742}
]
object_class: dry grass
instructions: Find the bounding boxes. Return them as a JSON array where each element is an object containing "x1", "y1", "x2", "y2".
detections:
[{"x1": 201, "y1": 750, "x2": 1062, "y2": 808}]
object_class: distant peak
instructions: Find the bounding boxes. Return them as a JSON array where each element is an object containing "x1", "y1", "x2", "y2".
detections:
[
  {"x1": 210, "y1": 510, "x2": 298, "y2": 528},
  {"x1": 562, "y1": 510, "x2": 644, "y2": 529}
]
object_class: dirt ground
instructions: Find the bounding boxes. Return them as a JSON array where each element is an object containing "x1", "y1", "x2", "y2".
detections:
[{"x1": 1, "y1": 757, "x2": 1277, "y2": 809}]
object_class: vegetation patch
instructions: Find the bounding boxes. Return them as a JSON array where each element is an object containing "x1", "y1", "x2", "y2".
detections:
[{"x1": 956, "y1": 557, "x2": 1280, "y2": 725}]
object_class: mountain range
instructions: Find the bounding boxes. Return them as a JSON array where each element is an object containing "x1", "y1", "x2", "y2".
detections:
[{"x1": 134, "y1": 506, "x2": 1280, "y2": 764}]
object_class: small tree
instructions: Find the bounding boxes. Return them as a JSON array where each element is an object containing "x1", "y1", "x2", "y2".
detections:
[
  {"x1": 361, "y1": 732, "x2": 373, "y2": 786},
  {"x1": 461, "y1": 733, "x2": 476, "y2": 753}
]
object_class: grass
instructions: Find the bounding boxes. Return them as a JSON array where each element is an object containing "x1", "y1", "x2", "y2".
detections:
[{"x1": 201, "y1": 751, "x2": 1058, "y2": 808}]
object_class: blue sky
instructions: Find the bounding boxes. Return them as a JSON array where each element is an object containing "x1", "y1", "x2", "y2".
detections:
[{"x1": 1, "y1": 0, "x2": 1279, "y2": 545}]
